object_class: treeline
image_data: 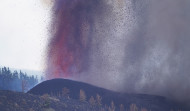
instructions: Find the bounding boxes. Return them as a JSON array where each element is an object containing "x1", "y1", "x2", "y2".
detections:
[{"x1": 0, "y1": 67, "x2": 39, "y2": 92}]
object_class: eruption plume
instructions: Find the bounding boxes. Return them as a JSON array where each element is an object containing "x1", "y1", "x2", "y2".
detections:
[{"x1": 46, "y1": 0, "x2": 190, "y2": 102}]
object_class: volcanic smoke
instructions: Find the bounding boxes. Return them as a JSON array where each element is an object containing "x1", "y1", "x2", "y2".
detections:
[{"x1": 46, "y1": 0, "x2": 190, "y2": 102}]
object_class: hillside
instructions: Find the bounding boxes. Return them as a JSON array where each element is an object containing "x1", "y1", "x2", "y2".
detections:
[
  {"x1": 28, "y1": 79, "x2": 188, "y2": 111},
  {"x1": 0, "y1": 90, "x2": 104, "y2": 111}
]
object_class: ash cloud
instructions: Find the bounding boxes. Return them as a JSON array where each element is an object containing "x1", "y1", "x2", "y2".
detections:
[
  {"x1": 46, "y1": 0, "x2": 190, "y2": 102},
  {"x1": 122, "y1": 0, "x2": 190, "y2": 102}
]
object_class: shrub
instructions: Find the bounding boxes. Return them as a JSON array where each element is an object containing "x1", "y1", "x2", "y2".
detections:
[
  {"x1": 42, "y1": 100, "x2": 50, "y2": 108},
  {"x1": 41, "y1": 94, "x2": 50, "y2": 100}
]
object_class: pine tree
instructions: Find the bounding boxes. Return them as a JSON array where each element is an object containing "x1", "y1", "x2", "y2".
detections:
[
  {"x1": 35, "y1": 75, "x2": 38, "y2": 84},
  {"x1": 13, "y1": 71, "x2": 18, "y2": 79},
  {"x1": 130, "y1": 104, "x2": 138, "y2": 111},
  {"x1": 40, "y1": 76, "x2": 44, "y2": 82},
  {"x1": 89, "y1": 96, "x2": 96, "y2": 106},
  {"x1": 22, "y1": 80, "x2": 27, "y2": 93},
  {"x1": 19, "y1": 70, "x2": 24, "y2": 79},
  {"x1": 0, "y1": 68, "x2": 1, "y2": 75},
  {"x1": 79, "y1": 89, "x2": 86, "y2": 102},
  {"x1": 109, "y1": 101, "x2": 115, "y2": 111},
  {"x1": 0, "y1": 66, "x2": 39, "y2": 92},
  {"x1": 96, "y1": 94, "x2": 102, "y2": 106},
  {"x1": 62, "y1": 87, "x2": 70, "y2": 97},
  {"x1": 120, "y1": 104, "x2": 125, "y2": 111},
  {"x1": 141, "y1": 108, "x2": 148, "y2": 111}
]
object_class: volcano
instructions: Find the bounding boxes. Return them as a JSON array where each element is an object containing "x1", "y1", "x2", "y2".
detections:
[{"x1": 27, "y1": 79, "x2": 188, "y2": 111}]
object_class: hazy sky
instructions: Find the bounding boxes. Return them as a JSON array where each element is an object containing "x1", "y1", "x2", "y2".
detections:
[{"x1": 0, "y1": 0, "x2": 51, "y2": 71}]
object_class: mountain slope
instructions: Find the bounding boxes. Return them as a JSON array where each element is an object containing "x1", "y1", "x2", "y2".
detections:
[
  {"x1": 0, "y1": 90, "x2": 103, "y2": 111},
  {"x1": 28, "y1": 79, "x2": 187, "y2": 111}
]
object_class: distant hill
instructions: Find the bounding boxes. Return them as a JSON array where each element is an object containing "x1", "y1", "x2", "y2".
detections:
[{"x1": 28, "y1": 79, "x2": 188, "y2": 111}]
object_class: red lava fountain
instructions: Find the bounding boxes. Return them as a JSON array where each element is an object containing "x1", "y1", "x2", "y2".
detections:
[{"x1": 46, "y1": 0, "x2": 99, "y2": 79}]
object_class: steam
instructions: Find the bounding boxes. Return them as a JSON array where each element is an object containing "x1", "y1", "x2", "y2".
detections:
[{"x1": 46, "y1": 0, "x2": 190, "y2": 102}]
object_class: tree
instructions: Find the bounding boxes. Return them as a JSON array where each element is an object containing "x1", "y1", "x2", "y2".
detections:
[
  {"x1": 3, "y1": 67, "x2": 7, "y2": 73},
  {"x1": 19, "y1": 70, "x2": 24, "y2": 79},
  {"x1": 130, "y1": 104, "x2": 138, "y2": 111},
  {"x1": 79, "y1": 89, "x2": 86, "y2": 102},
  {"x1": 89, "y1": 96, "x2": 96, "y2": 106},
  {"x1": 62, "y1": 87, "x2": 70, "y2": 97},
  {"x1": 35, "y1": 75, "x2": 38, "y2": 83},
  {"x1": 40, "y1": 76, "x2": 44, "y2": 82},
  {"x1": 141, "y1": 108, "x2": 148, "y2": 111},
  {"x1": 7, "y1": 67, "x2": 11, "y2": 75},
  {"x1": 120, "y1": 104, "x2": 125, "y2": 111},
  {"x1": 12, "y1": 71, "x2": 18, "y2": 79},
  {"x1": 0, "y1": 66, "x2": 39, "y2": 92},
  {"x1": 96, "y1": 94, "x2": 102, "y2": 106},
  {"x1": 22, "y1": 80, "x2": 28, "y2": 93},
  {"x1": 109, "y1": 101, "x2": 115, "y2": 111}
]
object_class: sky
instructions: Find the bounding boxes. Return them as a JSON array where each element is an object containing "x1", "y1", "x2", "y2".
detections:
[{"x1": 0, "y1": 0, "x2": 51, "y2": 71}]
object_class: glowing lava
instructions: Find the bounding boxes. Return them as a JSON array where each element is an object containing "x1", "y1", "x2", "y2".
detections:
[{"x1": 46, "y1": 0, "x2": 100, "y2": 79}]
